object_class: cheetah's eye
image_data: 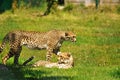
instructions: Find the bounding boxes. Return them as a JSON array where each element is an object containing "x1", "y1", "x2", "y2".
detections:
[{"x1": 73, "y1": 36, "x2": 76, "y2": 38}]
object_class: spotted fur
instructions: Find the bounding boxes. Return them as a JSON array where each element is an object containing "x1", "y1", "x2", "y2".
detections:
[
  {"x1": 0, "y1": 30, "x2": 76, "y2": 65},
  {"x1": 33, "y1": 52, "x2": 74, "y2": 69}
]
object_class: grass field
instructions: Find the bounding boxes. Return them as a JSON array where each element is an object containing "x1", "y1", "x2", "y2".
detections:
[{"x1": 0, "y1": 5, "x2": 120, "y2": 80}]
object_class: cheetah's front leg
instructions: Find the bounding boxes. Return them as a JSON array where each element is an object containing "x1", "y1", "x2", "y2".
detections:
[
  {"x1": 46, "y1": 48, "x2": 53, "y2": 61},
  {"x1": 53, "y1": 48, "x2": 60, "y2": 55}
]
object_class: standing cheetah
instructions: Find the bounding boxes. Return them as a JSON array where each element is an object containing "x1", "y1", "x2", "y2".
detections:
[{"x1": 0, "y1": 30, "x2": 76, "y2": 65}]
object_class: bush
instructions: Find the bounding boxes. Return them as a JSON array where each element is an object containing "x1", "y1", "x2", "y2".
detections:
[
  {"x1": 64, "y1": 4, "x2": 74, "y2": 12},
  {"x1": 116, "y1": 6, "x2": 120, "y2": 14},
  {"x1": 0, "y1": 0, "x2": 12, "y2": 13},
  {"x1": 99, "y1": 6, "x2": 113, "y2": 13}
]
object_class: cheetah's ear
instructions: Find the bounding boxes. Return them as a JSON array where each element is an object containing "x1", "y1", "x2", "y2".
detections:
[
  {"x1": 67, "y1": 53, "x2": 71, "y2": 57},
  {"x1": 65, "y1": 32, "x2": 69, "y2": 36}
]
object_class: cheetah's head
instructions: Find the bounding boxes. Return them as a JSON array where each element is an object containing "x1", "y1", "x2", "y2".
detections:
[
  {"x1": 57, "y1": 52, "x2": 74, "y2": 66},
  {"x1": 64, "y1": 31, "x2": 76, "y2": 42}
]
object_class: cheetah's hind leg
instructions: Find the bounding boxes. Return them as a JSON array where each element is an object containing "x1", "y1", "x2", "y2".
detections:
[{"x1": 2, "y1": 49, "x2": 14, "y2": 65}]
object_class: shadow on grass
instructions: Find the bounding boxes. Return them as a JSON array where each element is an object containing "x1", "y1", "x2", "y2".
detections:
[
  {"x1": 111, "y1": 67, "x2": 120, "y2": 79},
  {"x1": 26, "y1": 76, "x2": 73, "y2": 80},
  {"x1": 7, "y1": 65, "x2": 46, "y2": 80},
  {"x1": 23, "y1": 68, "x2": 73, "y2": 80},
  {"x1": 40, "y1": 76, "x2": 73, "y2": 80},
  {"x1": 0, "y1": 64, "x2": 16, "y2": 80},
  {"x1": 6, "y1": 65, "x2": 73, "y2": 80}
]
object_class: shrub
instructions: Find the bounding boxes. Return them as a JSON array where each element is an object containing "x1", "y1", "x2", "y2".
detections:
[
  {"x1": 99, "y1": 6, "x2": 113, "y2": 13},
  {"x1": 116, "y1": 6, "x2": 120, "y2": 14},
  {"x1": 64, "y1": 4, "x2": 74, "y2": 12}
]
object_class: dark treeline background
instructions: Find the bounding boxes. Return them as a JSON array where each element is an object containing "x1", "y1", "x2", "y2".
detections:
[
  {"x1": 0, "y1": 0, "x2": 45, "y2": 13},
  {"x1": 0, "y1": 0, "x2": 12, "y2": 13}
]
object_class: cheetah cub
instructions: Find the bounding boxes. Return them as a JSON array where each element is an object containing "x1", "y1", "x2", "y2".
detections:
[{"x1": 33, "y1": 52, "x2": 74, "y2": 69}]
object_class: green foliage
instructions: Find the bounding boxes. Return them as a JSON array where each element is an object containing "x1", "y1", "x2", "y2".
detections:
[
  {"x1": 22, "y1": 0, "x2": 46, "y2": 8},
  {"x1": 0, "y1": 0, "x2": 12, "y2": 13},
  {"x1": 99, "y1": 6, "x2": 113, "y2": 12},
  {"x1": 111, "y1": 67, "x2": 120, "y2": 79},
  {"x1": 116, "y1": 6, "x2": 120, "y2": 14},
  {"x1": 79, "y1": 3, "x2": 86, "y2": 9},
  {"x1": 64, "y1": 4, "x2": 74, "y2": 12}
]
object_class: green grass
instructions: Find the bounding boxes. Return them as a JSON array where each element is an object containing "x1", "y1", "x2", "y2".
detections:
[{"x1": 0, "y1": 6, "x2": 120, "y2": 80}]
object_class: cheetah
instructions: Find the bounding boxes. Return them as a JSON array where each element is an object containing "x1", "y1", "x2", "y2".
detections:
[
  {"x1": 33, "y1": 52, "x2": 74, "y2": 69},
  {"x1": 0, "y1": 30, "x2": 76, "y2": 65}
]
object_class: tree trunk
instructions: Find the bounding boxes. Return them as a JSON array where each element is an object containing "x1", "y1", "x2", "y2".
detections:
[
  {"x1": 44, "y1": 0, "x2": 55, "y2": 16},
  {"x1": 95, "y1": 0, "x2": 100, "y2": 9}
]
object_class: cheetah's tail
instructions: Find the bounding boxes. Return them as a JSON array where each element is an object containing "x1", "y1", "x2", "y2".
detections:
[{"x1": 0, "y1": 33, "x2": 9, "y2": 54}]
